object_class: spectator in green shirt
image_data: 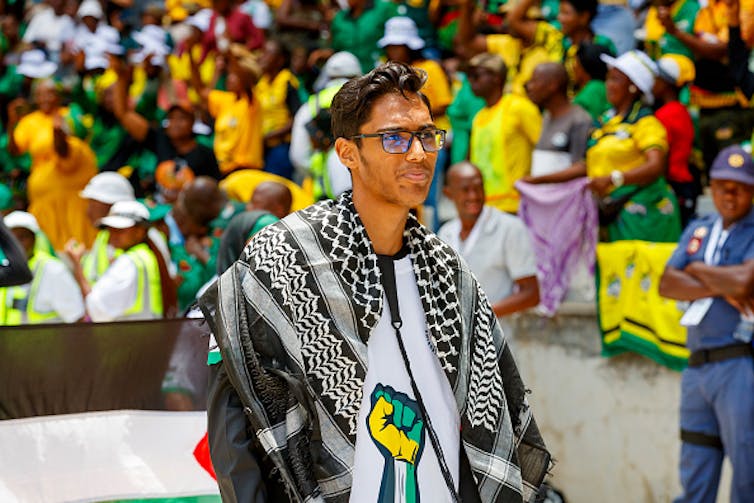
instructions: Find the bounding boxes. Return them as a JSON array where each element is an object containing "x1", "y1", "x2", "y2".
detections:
[{"x1": 329, "y1": 0, "x2": 398, "y2": 73}]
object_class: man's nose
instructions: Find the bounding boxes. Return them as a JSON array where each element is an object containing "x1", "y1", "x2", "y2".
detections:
[{"x1": 405, "y1": 135, "x2": 427, "y2": 162}]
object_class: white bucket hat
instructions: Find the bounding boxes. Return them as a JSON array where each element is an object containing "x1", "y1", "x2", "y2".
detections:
[
  {"x1": 378, "y1": 17, "x2": 425, "y2": 50},
  {"x1": 80, "y1": 172, "x2": 135, "y2": 204},
  {"x1": 97, "y1": 201, "x2": 150, "y2": 229},
  {"x1": 4, "y1": 211, "x2": 40, "y2": 234},
  {"x1": 77, "y1": 0, "x2": 103, "y2": 19},
  {"x1": 17, "y1": 50, "x2": 57, "y2": 79},
  {"x1": 600, "y1": 50, "x2": 657, "y2": 103}
]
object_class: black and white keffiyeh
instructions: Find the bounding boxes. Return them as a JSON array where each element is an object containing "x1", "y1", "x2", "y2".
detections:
[{"x1": 201, "y1": 191, "x2": 550, "y2": 502}]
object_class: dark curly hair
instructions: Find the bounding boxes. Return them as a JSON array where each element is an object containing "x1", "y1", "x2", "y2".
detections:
[{"x1": 330, "y1": 61, "x2": 433, "y2": 139}]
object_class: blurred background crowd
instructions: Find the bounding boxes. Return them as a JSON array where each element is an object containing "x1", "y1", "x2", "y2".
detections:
[{"x1": 1, "y1": 0, "x2": 753, "y2": 325}]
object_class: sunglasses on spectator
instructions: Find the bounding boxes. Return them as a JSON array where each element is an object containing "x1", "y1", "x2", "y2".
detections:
[{"x1": 350, "y1": 129, "x2": 446, "y2": 154}]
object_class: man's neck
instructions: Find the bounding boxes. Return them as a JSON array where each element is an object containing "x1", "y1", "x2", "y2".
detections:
[
  {"x1": 569, "y1": 28, "x2": 592, "y2": 46},
  {"x1": 459, "y1": 213, "x2": 480, "y2": 241},
  {"x1": 172, "y1": 137, "x2": 197, "y2": 155},
  {"x1": 546, "y1": 96, "x2": 571, "y2": 118},
  {"x1": 485, "y1": 89, "x2": 503, "y2": 108},
  {"x1": 352, "y1": 192, "x2": 409, "y2": 255}
]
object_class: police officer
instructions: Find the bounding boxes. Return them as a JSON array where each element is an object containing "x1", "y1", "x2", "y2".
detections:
[
  {"x1": 0, "y1": 211, "x2": 84, "y2": 324},
  {"x1": 659, "y1": 144, "x2": 754, "y2": 503}
]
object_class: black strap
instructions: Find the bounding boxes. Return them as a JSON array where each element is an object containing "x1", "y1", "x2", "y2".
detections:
[
  {"x1": 680, "y1": 429, "x2": 723, "y2": 450},
  {"x1": 687, "y1": 343, "x2": 754, "y2": 367},
  {"x1": 377, "y1": 254, "x2": 461, "y2": 503}
]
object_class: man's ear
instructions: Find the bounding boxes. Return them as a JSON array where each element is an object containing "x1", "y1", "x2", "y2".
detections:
[
  {"x1": 442, "y1": 186, "x2": 452, "y2": 199},
  {"x1": 334, "y1": 137, "x2": 358, "y2": 173}
]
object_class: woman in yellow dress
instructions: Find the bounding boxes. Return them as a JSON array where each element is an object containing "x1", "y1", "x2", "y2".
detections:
[{"x1": 8, "y1": 79, "x2": 97, "y2": 251}]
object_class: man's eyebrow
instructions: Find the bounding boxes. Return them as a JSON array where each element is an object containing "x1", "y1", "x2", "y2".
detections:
[{"x1": 375, "y1": 123, "x2": 437, "y2": 133}]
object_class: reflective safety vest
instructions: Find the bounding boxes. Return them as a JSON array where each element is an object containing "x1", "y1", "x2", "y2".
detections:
[
  {"x1": 119, "y1": 243, "x2": 163, "y2": 320},
  {"x1": 308, "y1": 84, "x2": 342, "y2": 201},
  {"x1": 82, "y1": 230, "x2": 121, "y2": 283},
  {"x1": 0, "y1": 251, "x2": 62, "y2": 325}
]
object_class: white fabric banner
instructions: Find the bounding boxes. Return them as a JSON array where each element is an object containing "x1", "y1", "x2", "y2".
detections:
[{"x1": 0, "y1": 410, "x2": 219, "y2": 503}]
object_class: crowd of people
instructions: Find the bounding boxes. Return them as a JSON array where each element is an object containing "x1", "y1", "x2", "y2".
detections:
[
  {"x1": 0, "y1": 0, "x2": 751, "y2": 322},
  {"x1": 0, "y1": 0, "x2": 753, "y2": 498}
]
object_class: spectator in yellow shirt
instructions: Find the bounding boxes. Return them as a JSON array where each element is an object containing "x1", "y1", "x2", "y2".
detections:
[
  {"x1": 190, "y1": 44, "x2": 264, "y2": 175},
  {"x1": 7, "y1": 79, "x2": 97, "y2": 250},
  {"x1": 255, "y1": 38, "x2": 302, "y2": 180},
  {"x1": 468, "y1": 53, "x2": 542, "y2": 214}
]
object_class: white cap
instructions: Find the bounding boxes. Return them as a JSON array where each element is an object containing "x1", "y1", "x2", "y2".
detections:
[
  {"x1": 77, "y1": 0, "x2": 103, "y2": 19},
  {"x1": 600, "y1": 50, "x2": 657, "y2": 104},
  {"x1": 378, "y1": 17, "x2": 425, "y2": 50},
  {"x1": 17, "y1": 50, "x2": 57, "y2": 79},
  {"x1": 80, "y1": 172, "x2": 135, "y2": 204},
  {"x1": 97, "y1": 201, "x2": 150, "y2": 229},
  {"x1": 4, "y1": 211, "x2": 40, "y2": 233},
  {"x1": 186, "y1": 8, "x2": 212, "y2": 32},
  {"x1": 324, "y1": 51, "x2": 361, "y2": 80}
]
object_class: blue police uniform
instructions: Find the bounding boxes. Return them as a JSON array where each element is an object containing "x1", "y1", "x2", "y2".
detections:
[{"x1": 666, "y1": 209, "x2": 754, "y2": 503}]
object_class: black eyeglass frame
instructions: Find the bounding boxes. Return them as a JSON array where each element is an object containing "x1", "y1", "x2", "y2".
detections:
[{"x1": 349, "y1": 129, "x2": 447, "y2": 154}]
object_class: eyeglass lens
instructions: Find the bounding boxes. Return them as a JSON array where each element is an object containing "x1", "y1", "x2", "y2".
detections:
[{"x1": 382, "y1": 130, "x2": 445, "y2": 153}]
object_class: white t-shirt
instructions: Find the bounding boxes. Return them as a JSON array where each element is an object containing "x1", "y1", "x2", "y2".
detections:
[
  {"x1": 30, "y1": 257, "x2": 85, "y2": 323},
  {"x1": 438, "y1": 206, "x2": 537, "y2": 306},
  {"x1": 350, "y1": 255, "x2": 459, "y2": 503},
  {"x1": 86, "y1": 254, "x2": 143, "y2": 322}
]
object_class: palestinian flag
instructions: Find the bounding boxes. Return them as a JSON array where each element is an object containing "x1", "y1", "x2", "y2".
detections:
[{"x1": 0, "y1": 319, "x2": 221, "y2": 502}]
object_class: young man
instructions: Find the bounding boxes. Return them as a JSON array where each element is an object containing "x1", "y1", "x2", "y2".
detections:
[
  {"x1": 659, "y1": 145, "x2": 754, "y2": 502},
  {"x1": 201, "y1": 62, "x2": 550, "y2": 502}
]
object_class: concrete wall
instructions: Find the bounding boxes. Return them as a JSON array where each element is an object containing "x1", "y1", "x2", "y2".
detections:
[{"x1": 510, "y1": 305, "x2": 731, "y2": 503}]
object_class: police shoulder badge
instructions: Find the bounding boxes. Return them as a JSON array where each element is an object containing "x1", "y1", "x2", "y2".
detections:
[{"x1": 693, "y1": 226, "x2": 708, "y2": 238}]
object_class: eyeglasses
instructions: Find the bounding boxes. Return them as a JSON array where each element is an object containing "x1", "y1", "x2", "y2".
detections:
[{"x1": 350, "y1": 129, "x2": 446, "y2": 154}]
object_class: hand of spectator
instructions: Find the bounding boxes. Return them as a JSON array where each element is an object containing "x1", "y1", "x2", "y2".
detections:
[
  {"x1": 724, "y1": 295, "x2": 754, "y2": 316},
  {"x1": 63, "y1": 239, "x2": 86, "y2": 265},
  {"x1": 588, "y1": 176, "x2": 613, "y2": 196},
  {"x1": 52, "y1": 114, "x2": 70, "y2": 157},
  {"x1": 307, "y1": 48, "x2": 334, "y2": 69},
  {"x1": 185, "y1": 235, "x2": 210, "y2": 265},
  {"x1": 7, "y1": 97, "x2": 28, "y2": 126},
  {"x1": 73, "y1": 50, "x2": 86, "y2": 73},
  {"x1": 657, "y1": 6, "x2": 678, "y2": 36}
]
